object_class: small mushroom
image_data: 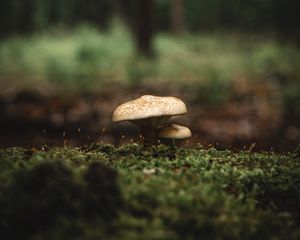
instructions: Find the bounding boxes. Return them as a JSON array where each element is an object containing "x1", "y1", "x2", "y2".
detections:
[
  {"x1": 112, "y1": 95, "x2": 187, "y2": 146},
  {"x1": 158, "y1": 124, "x2": 192, "y2": 146}
]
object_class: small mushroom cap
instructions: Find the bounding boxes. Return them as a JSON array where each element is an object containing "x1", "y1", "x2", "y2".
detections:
[
  {"x1": 158, "y1": 124, "x2": 192, "y2": 139},
  {"x1": 112, "y1": 95, "x2": 187, "y2": 123}
]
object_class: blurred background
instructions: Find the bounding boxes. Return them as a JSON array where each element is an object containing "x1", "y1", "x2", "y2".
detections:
[{"x1": 0, "y1": 0, "x2": 299, "y2": 151}]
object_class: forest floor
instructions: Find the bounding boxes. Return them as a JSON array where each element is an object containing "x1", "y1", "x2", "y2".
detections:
[
  {"x1": 0, "y1": 144, "x2": 299, "y2": 239},
  {"x1": 1, "y1": 24, "x2": 300, "y2": 240},
  {"x1": 1, "y1": 27, "x2": 299, "y2": 151},
  {"x1": 0, "y1": 81, "x2": 299, "y2": 151}
]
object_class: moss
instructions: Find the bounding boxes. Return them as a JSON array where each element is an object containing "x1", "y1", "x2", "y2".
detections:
[
  {"x1": 0, "y1": 157, "x2": 123, "y2": 240},
  {"x1": 0, "y1": 144, "x2": 300, "y2": 239}
]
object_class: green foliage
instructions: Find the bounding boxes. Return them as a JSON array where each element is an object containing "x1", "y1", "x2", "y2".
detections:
[
  {"x1": 3, "y1": 25, "x2": 299, "y2": 106},
  {"x1": 0, "y1": 144, "x2": 300, "y2": 239},
  {"x1": 1, "y1": 0, "x2": 299, "y2": 39},
  {"x1": 0, "y1": 0, "x2": 115, "y2": 36},
  {"x1": 183, "y1": 0, "x2": 300, "y2": 36},
  {"x1": 0, "y1": 24, "x2": 133, "y2": 90}
]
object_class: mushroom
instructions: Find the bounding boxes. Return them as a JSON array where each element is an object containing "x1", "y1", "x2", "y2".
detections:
[
  {"x1": 112, "y1": 95, "x2": 187, "y2": 146},
  {"x1": 158, "y1": 124, "x2": 192, "y2": 146}
]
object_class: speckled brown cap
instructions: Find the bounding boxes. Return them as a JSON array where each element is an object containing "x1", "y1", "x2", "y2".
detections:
[
  {"x1": 112, "y1": 95, "x2": 187, "y2": 124},
  {"x1": 158, "y1": 124, "x2": 191, "y2": 139}
]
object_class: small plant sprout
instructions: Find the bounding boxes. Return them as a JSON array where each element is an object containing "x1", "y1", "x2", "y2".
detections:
[
  {"x1": 158, "y1": 124, "x2": 192, "y2": 146},
  {"x1": 112, "y1": 95, "x2": 187, "y2": 146}
]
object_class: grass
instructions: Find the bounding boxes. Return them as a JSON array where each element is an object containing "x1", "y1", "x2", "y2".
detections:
[
  {"x1": 0, "y1": 144, "x2": 300, "y2": 239},
  {"x1": 0, "y1": 23, "x2": 300, "y2": 103},
  {"x1": 0, "y1": 24, "x2": 133, "y2": 92}
]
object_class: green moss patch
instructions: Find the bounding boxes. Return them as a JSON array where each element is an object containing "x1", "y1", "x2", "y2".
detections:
[{"x1": 0, "y1": 144, "x2": 300, "y2": 239}]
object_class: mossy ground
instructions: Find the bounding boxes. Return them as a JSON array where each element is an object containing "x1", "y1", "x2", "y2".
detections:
[{"x1": 0, "y1": 144, "x2": 300, "y2": 239}]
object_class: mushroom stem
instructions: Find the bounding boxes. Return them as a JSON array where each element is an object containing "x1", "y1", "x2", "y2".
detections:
[{"x1": 140, "y1": 125, "x2": 158, "y2": 146}]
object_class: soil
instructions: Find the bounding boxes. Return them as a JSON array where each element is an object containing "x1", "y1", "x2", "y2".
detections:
[{"x1": 0, "y1": 82, "x2": 299, "y2": 152}]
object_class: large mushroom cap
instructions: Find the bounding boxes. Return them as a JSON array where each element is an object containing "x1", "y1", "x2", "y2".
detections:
[
  {"x1": 158, "y1": 124, "x2": 191, "y2": 139},
  {"x1": 112, "y1": 95, "x2": 187, "y2": 123}
]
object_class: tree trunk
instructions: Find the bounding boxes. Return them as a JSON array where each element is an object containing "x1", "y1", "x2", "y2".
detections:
[
  {"x1": 135, "y1": 0, "x2": 154, "y2": 57},
  {"x1": 170, "y1": 0, "x2": 185, "y2": 35}
]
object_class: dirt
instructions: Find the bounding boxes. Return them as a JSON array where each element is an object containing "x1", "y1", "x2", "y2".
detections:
[{"x1": 0, "y1": 81, "x2": 299, "y2": 152}]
